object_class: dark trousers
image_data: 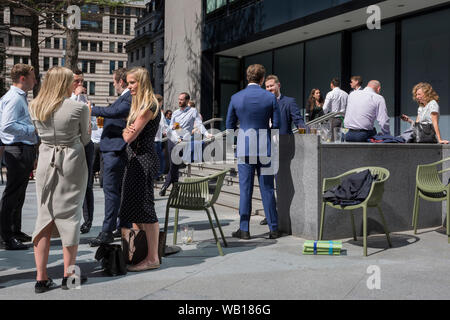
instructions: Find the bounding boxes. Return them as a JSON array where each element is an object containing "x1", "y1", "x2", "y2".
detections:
[
  {"x1": 92, "y1": 143, "x2": 103, "y2": 187},
  {"x1": 154, "y1": 141, "x2": 164, "y2": 178},
  {"x1": 82, "y1": 141, "x2": 95, "y2": 225},
  {"x1": 345, "y1": 129, "x2": 377, "y2": 142},
  {"x1": 162, "y1": 140, "x2": 179, "y2": 189},
  {"x1": 238, "y1": 162, "x2": 278, "y2": 232},
  {"x1": 0, "y1": 145, "x2": 36, "y2": 241},
  {"x1": 102, "y1": 150, "x2": 128, "y2": 233}
]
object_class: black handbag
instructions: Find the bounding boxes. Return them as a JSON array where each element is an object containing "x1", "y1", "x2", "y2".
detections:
[
  {"x1": 413, "y1": 122, "x2": 437, "y2": 143},
  {"x1": 121, "y1": 228, "x2": 148, "y2": 265},
  {"x1": 95, "y1": 244, "x2": 127, "y2": 276}
]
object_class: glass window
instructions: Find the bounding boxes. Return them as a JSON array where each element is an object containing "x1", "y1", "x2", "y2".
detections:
[
  {"x1": 22, "y1": 57, "x2": 28, "y2": 65},
  {"x1": 110, "y1": 61, "x2": 115, "y2": 74},
  {"x1": 118, "y1": 61, "x2": 124, "y2": 69},
  {"x1": 142, "y1": 47, "x2": 145, "y2": 58},
  {"x1": 118, "y1": 43, "x2": 123, "y2": 53},
  {"x1": 89, "y1": 82, "x2": 96, "y2": 95},
  {"x1": 109, "y1": 82, "x2": 115, "y2": 96},
  {"x1": 90, "y1": 41, "x2": 97, "y2": 52},
  {"x1": 117, "y1": 19, "x2": 123, "y2": 35},
  {"x1": 304, "y1": 34, "x2": 341, "y2": 108},
  {"x1": 125, "y1": 7, "x2": 131, "y2": 15},
  {"x1": 352, "y1": 23, "x2": 396, "y2": 134},
  {"x1": 53, "y1": 57, "x2": 59, "y2": 66},
  {"x1": 110, "y1": 18, "x2": 115, "y2": 34},
  {"x1": 44, "y1": 57, "x2": 50, "y2": 71},
  {"x1": 62, "y1": 39, "x2": 66, "y2": 50},
  {"x1": 81, "y1": 41, "x2": 88, "y2": 51},
  {"x1": 90, "y1": 61, "x2": 96, "y2": 74},
  {"x1": 219, "y1": 57, "x2": 240, "y2": 81},
  {"x1": 99, "y1": 41, "x2": 103, "y2": 52},
  {"x1": 14, "y1": 36, "x2": 22, "y2": 47},
  {"x1": 61, "y1": 57, "x2": 65, "y2": 67},
  {"x1": 14, "y1": 56, "x2": 20, "y2": 65},
  {"x1": 54, "y1": 38, "x2": 60, "y2": 49},
  {"x1": 45, "y1": 38, "x2": 51, "y2": 49},
  {"x1": 117, "y1": 6, "x2": 124, "y2": 15},
  {"x1": 274, "y1": 43, "x2": 304, "y2": 114},
  {"x1": 401, "y1": 9, "x2": 450, "y2": 139},
  {"x1": 130, "y1": 52, "x2": 134, "y2": 63},
  {"x1": 82, "y1": 60, "x2": 88, "y2": 73},
  {"x1": 136, "y1": 49, "x2": 140, "y2": 60},
  {"x1": 125, "y1": 19, "x2": 130, "y2": 35},
  {"x1": 110, "y1": 42, "x2": 115, "y2": 53},
  {"x1": 24, "y1": 37, "x2": 30, "y2": 47}
]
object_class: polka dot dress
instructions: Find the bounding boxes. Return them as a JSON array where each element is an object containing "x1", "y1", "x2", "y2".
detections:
[{"x1": 119, "y1": 111, "x2": 161, "y2": 224}]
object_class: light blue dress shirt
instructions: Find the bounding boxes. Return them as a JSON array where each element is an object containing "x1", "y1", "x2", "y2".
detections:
[
  {"x1": 0, "y1": 86, "x2": 38, "y2": 145},
  {"x1": 168, "y1": 106, "x2": 207, "y2": 142}
]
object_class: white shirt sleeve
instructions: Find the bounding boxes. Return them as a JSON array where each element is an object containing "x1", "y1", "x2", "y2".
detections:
[{"x1": 323, "y1": 92, "x2": 332, "y2": 114}]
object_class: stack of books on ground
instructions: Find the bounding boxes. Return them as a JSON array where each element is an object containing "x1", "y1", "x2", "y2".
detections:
[{"x1": 303, "y1": 240, "x2": 342, "y2": 255}]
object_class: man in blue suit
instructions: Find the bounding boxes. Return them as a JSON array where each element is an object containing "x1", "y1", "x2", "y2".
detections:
[
  {"x1": 88, "y1": 68, "x2": 131, "y2": 247},
  {"x1": 265, "y1": 75, "x2": 305, "y2": 135},
  {"x1": 226, "y1": 64, "x2": 281, "y2": 240},
  {"x1": 261, "y1": 74, "x2": 306, "y2": 226}
]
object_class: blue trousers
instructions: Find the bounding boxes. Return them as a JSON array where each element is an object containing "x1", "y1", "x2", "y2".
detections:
[
  {"x1": 238, "y1": 162, "x2": 278, "y2": 232},
  {"x1": 154, "y1": 141, "x2": 165, "y2": 178},
  {"x1": 345, "y1": 129, "x2": 377, "y2": 142},
  {"x1": 101, "y1": 150, "x2": 129, "y2": 232}
]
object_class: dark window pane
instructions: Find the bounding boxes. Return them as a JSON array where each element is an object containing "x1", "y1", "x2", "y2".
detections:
[
  {"x1": 54, "y1": 38, "x2": 60, "y2": 49},
  {"x1": 44, "y1": 57, "x2": 49, "y2": 71},
  {"x1": 109, "y1": 82, "x2": 115, "y2": 96},
  {"x1": 53, "y1": 57, "x2": 59, "y2": 66},
  {"x1": 90, "y1": 61, "x2": 96, "y2": 73},
  {"x1": 110, "y1": 61, "x2": 115, "y2": 74},
  {"x1": 89, "y1": 82, "x2": 95, "y2": 95}
]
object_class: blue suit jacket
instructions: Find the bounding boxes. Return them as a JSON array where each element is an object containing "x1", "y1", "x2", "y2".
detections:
[
  {"x1": 226, "y1": 85, "x2": 280, "y2": 159},
  {"x1": 278, "y1": 95, "x2": 305, "y2": 135},
  {"x1": 91, "y1": 91, "x2": 132, "y2": 152}
]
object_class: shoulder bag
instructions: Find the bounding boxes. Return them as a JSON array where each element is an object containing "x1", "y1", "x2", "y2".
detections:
[{"x1": 413, "y1": 122, "x2": 437, "y2": 143}]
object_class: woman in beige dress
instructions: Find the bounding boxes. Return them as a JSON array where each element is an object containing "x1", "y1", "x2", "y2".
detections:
[{"x1": 29, "y1": 67, "x2": 91, "y2": 293}]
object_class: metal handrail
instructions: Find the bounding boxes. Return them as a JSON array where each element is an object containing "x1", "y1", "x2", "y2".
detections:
[
  {"x1": 161, "y1": 118, "x2": 223, "y2": 143},
  {"x1": 291, "y1": 112, "x2": 345, "y2": 134}
]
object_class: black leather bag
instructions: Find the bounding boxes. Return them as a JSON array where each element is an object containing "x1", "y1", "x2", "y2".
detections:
[
  {"x1": 95, "y1": 244, "x2": 127, "y2": 276},
  {"x1": 413, "y1": 122, "x2": 437, "y2": 143},
  {"x1": 122, "y1": 228, "x2": 148, "y2": 265}
]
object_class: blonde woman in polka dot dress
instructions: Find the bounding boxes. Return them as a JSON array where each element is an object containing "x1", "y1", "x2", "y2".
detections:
[{"x1": 121, "y1": 67, "x2": 162, "y2": 272}]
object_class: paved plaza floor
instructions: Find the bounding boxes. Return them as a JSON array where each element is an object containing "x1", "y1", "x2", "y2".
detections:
[{"x1": 0, "y1": 181, "x2": 449, "y2": 300}]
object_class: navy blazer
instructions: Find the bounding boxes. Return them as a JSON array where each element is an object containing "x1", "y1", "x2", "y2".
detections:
[
  {"x1": 278, "y1": 95, "x2": 305, "y2": 135},
  {"x1": 91, "y1": 91, "x2": 132, "y2": 152},
  {"x1": 226, "y1": 85, "x2": 280, "y2": 158}
]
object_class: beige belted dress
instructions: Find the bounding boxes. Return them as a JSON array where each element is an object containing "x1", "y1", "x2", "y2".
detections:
[{"x1": 31, "y1": 98, "x2": 91, "y2": 247}]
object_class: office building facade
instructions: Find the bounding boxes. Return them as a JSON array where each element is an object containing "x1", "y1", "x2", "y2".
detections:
[{"x1": 2, "y1": 2, "x2": 145, "y2": 105}]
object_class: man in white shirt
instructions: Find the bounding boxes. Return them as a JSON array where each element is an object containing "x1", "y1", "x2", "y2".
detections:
[
  {"x1": 154, "y1": 94, "x2": 167, "y2": 181},
  {"x1": 344, "y1": 80, "x2": 390, "y2": 142},
  {"x1": 350, "y1": 76, "x2": 363, "y2": 92},
  {"x1": 159, "y1": 92, "x2": 211, "y2": 196},
  {"x1": 323, "y1": 78, "x2": 348, "y2": 140}
]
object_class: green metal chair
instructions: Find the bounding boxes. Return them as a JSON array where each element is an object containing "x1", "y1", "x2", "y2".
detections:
[
  {"x1": 319, "y1": 167, "x2": 392, "y2": 256},
  {"x1": 412, "y1": 158, "x2": 450, "y2": 243},
  {"x1": 162, "y1": 169, "x2": 230, "y2": 256}
]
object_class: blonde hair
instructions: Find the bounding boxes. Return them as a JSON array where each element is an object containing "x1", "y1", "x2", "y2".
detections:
[
  {"x1": 412, "y1": 82, "x2": 439, "y2": 106},
  {"x1": 29, "y1": 67, "x2": 73, "y2": 122},
  {"x1": 126, "y1": 67, "x2": 160, "y2": 126}
]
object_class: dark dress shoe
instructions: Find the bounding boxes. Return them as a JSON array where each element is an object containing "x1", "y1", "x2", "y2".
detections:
[
  {"x1": 260, "y1": 218, "x2": 268, "y2": 225},
  {"x1": 112, "y1": 229, "x2": 121, "y2": 238},
  {"x1": 232, "y1": 229, "x2": 250, "y2": 240},
  {"x1": 13, "y1": 231, "x2": 32, "y2": 242},
  {"x1": 159, "y1": 186, "x2": 167, "y2": 197},
  {"x1": 88, "y1": 232, "x2": 114, "y2": 247},
  {"x1": 62, "y1": 275, "x2": 88, "y2": 290},
  {"x1": 4, "y1": 238, "x2": 29, "y2": 250},
  {"x1": 35, "y1": 278, "x2": 57, "y2": 294},
  {"x1": 268, "y1": 230, "x2": 280, "y2": 239},
  {"x1": 80, "y1": 222, "x2": 91, "y2": 234}
]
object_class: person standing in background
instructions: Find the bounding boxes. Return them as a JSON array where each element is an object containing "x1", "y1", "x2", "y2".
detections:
[
  {"x1": 89, "y1": 68, "x2": 132, "y2": 246},
  {"x1": 323, "y1": 78, "x2": 348, "y2": 140},
  {"x1": 70, "y1": 69, "x2": 97, "y2": 235},
  {"x1": 0, "y1": 64, "x2": 38, "y2": 250},
  {"x1": 154, "y1": 94, "x2": 167, "y2": 181}
]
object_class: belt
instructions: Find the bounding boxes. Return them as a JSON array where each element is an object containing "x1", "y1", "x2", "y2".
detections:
[
  {"x1": 5, "y1": 142, "x2": 34, "y2": 147},
  {"x1": 349, "y1": 129, "x2": 373, "y2": 133}
]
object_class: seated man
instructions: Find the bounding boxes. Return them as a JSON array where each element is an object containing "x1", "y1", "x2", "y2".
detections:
[{"x1": 344, "y1": 80, "x2": 390, "y2": 142}]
